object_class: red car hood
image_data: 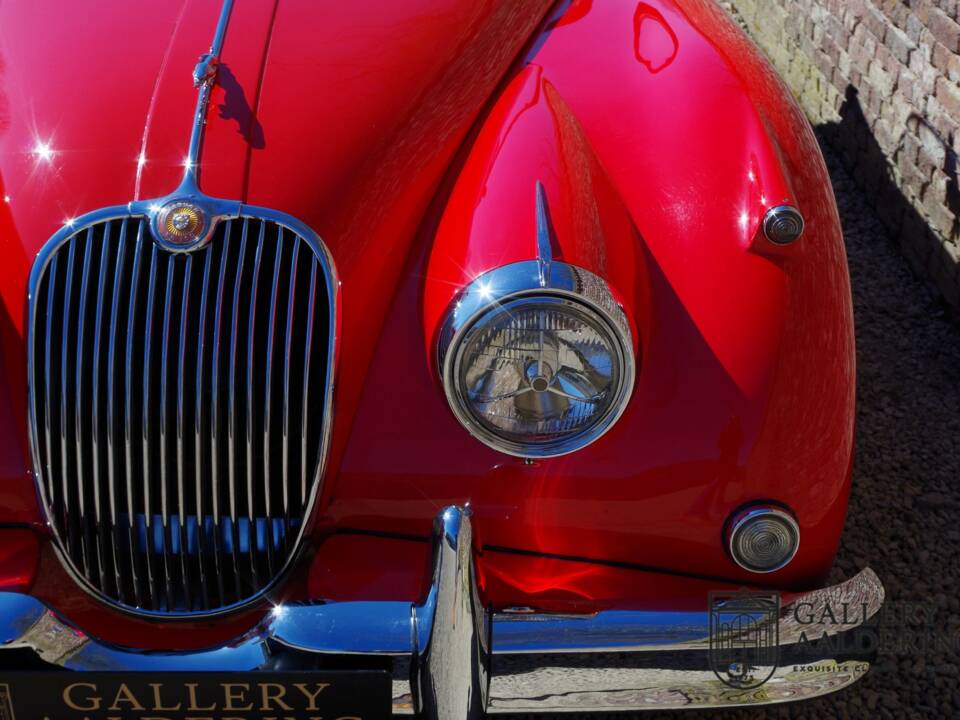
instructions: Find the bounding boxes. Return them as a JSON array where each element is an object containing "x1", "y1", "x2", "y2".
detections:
[
  {"x1": 0, "y1": 0, "x2": 552, "y2": 522},
  {"x1": 0, "y1": 0, "x2": 856, "y2": 649}
]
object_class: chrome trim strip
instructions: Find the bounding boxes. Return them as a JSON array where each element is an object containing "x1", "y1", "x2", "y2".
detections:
[
  {"x1": 263, "y1": 228, "x2": 280, "y2": 532},
  {"x1": 281, "y1": 237, "x2": 300, "y2": 538},
  {"x1": 74, "y1": 228, "x2": 94, "y2": 579},
  {"x1": 185, "y1": 0, "x2": 235, "y2": 188},
  {"x1": 123, "y1": 221, "x2": 146, "y2": 606},
  {"x1": 226, "y1": 217, "x2": 248, "y2": 597},
  {"x1": 262, "y1": 226, "x2": 283, "y2": 574},
  {"x1": 301, "y1": 260, "x2": 318, "y2": 504},
  {"x1": 0, "y1": 507, "x2": 884, "y2": 715},
  {"x1": 104, "y1": 218, "x2": 129, "y2": 601},
  {"x1": 158, "y1": 252, "x2": 177, "y2": 606},
  {"x1": 175, "y1": 254, "x2": 193, "y2": 609},
  {"x1": 209, "y1": 220, "x2": 231, "y2": 606},
  {"x1": 245, "y1": 220, "x2": 264, "y2": 584},
  {"x1": 58, "y1": 240, "x2": 76, "y2": 559},
  {"x1": 141, "y1": 243, "x2": 161, "y2": 606},
  {"x1": 26, "y1": 203, "x2": 339, "y2": 619},
  {"x1": 194, "y1": 245, "x2": 214, "y2": 609},
  {"x1": 90, "y1": 222, "x2": 111, "y2": 592},
  {"x1": 41, "y1": 254, "x2": 57, "y2": 527},
  {"x1": 534, "y1": 181, "x2": 553, "y2": 288}
]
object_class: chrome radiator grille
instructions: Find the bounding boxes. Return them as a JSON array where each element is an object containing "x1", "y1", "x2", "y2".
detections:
[{"x1": 29, "y1": 213, "x2": 332, "y2": 614}]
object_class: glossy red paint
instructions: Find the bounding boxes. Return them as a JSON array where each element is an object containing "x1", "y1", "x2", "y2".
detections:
[
  {"x1": 333, "y1": 0, "x2": 852, "y2": 591},
  {"x1": 306, "y1": 533, "x2": 751, "y2": 615},
  {"x1": 480, "y1": 548, "x2": 745, "y2": 614},
  {"x1": 0, "y1": 0, "x2": 854, "y2": 648},
  {"x1": 308, "y1": 534, "x2": 432, "y2": 604},
  {"x1": 0, "y1": 529, "x2": 38, "y2": 592},
  {"x1": 421, "y1": 63, "x2": 649, "y2": 355}
]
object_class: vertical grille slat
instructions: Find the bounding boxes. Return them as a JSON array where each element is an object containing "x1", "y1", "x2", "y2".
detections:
[
  {"x1": 175, "y1": 255, "x2": 193, "y2": 610},
  {"x1": 141, "y1": 244, "x2": 161, "y2": 607},
  {"x1": 105, "y1": 219, "x2": 129, "y2": 602},
  {"x1": 209, "y1": 223, "x2": 231, "y2": 608},
  {"x1": 42, "y1": 255, "x2": 59, "y2": 528},
  {"x1": 59, "y1": 241, "x2": 77, "y2": 561},
  {"x1": 226, "y1": 219, "x2": 247, "y2": 600},
  {"x1": 281, "y1": 237, "x2": 300, "y2": 547},
  {"x1": 90, "y1": 221, "x2": 112, "y2": 593},
  {"x1": 193, "y1": 245, "x2": 214, "y2": 610},
  {"x1": 29, "y1": 211, "x2": 332, "y2": 615},
  {"x1": 301, "y1": 260, "x2": 319, "y2": 506},
  {"x1": 262, "y1": 227, "x2": 283, "y2": 575},
  {"x1": 158, "y1": 254, "x2": 177, "y2": 609},
  {"x1": 245, "y1": 222, "x2": 265, "y2": 588},
  {"x1": 74, "y1": 229, "x2": 95, "y2": 581},
  {"x1": 123, "y1": 222, "x2": 146, "y2": 608}
]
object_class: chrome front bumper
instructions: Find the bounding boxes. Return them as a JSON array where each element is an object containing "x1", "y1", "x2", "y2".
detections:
[{"x1": 0, "y1": 507, "x2": 884, "y2": 717}]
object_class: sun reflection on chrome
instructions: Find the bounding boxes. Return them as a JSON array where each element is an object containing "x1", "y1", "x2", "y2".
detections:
[{"x1": 478, "y1": 280, "x2": 494, "y2": 300}]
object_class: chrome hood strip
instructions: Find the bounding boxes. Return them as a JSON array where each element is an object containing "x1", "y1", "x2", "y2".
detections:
[{"x1": 185, "y1": 0, "x2": 234, "y2": 189}]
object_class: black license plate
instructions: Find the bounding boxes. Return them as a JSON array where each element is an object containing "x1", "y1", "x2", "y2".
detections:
[{"x1": 0, "y1": 671, "x2": 390, "y2": 720}]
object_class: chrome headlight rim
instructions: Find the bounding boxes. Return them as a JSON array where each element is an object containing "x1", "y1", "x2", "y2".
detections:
[{"x1": 439, "y1": 261, "x2": 636, "y2": 459}]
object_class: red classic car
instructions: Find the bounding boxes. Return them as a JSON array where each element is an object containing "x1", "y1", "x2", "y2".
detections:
[{"x1": 0, "y1": 0, "x2": 884, "y2": 717}]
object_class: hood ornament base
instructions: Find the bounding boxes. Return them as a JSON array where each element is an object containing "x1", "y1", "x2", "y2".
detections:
[
  {"x1": 143, "y1": 0, "x2": 238, "y2": 250},
  {"x1": 193, "y1": 53, "x2": 219, "y2": 88}
]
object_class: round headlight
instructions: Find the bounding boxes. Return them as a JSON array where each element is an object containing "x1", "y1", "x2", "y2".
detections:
[
  {"x1": 440, "y1": 262, "x2": 635, "y2": 458},
  {"x1": 727, "y1": 506, "x2": 800, "y2": 573}
]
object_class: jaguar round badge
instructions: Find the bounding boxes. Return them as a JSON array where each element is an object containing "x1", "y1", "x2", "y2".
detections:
[{"x1": 153, "y1": 200, "x2": 211, "y2": 250}]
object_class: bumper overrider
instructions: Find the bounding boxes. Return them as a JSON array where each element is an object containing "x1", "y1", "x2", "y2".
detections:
[{"x1": 0, "y1": 507, "x2": 884, "y2": 717}]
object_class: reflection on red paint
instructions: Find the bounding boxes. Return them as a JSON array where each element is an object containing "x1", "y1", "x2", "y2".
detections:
[
  {"x1": 481, "y1": 550, "x2": 744, "y2": 613},
  {"x1": 554, "y1": 0, "x2": 592, "y2": 28},
  {"x1": 634, "y1": 3, "x2": 678, "y2": 73},
  {"x1": 0, "y1": 530, "x2": 38, "y2": 592}
]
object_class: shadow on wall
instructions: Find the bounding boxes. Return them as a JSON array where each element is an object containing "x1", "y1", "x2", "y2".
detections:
[
  {"x1": 923, "y1": 115, "x2": 960, "y2": 241},
  {"x1": 815, "y1": 85, "x2": 959, "y2": 309}
]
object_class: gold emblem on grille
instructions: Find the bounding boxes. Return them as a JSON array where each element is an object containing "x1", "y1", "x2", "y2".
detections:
[{"x1": 154, "y1": 201, "x2": 209, "y2": 248}]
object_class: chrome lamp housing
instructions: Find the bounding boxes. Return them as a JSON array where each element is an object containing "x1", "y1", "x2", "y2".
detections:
[{"x1": 438, "y1": 260, "x2": 636, "y2": 458}]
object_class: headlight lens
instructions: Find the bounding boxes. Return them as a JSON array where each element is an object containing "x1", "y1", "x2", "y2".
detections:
[{"x1": 441, "y1": 263, "x2": 635, "y2": 457}]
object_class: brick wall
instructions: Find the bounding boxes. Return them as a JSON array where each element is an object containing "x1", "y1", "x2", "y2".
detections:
[{"x1": 722, "y1": 0, "x2": 960, "y2": 308}]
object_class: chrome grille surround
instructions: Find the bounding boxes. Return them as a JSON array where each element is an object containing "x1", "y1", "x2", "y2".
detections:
[{"x1": 27, "y1": 204, "x2": 337, "y2": 617}]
